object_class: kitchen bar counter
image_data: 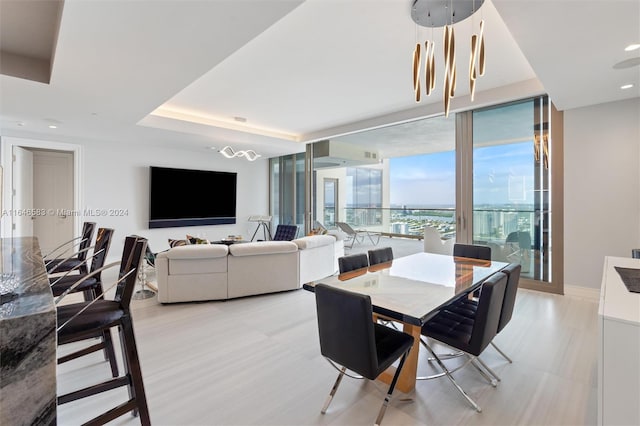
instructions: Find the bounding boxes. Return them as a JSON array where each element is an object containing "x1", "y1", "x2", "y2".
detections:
[{"x1": 0, "y1": 237, "x2": 56, "y2": 425}]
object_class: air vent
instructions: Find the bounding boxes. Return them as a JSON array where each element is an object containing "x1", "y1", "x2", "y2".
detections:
[{"x1": 313, "y1": 140, "x2": 380, "y2": 169}]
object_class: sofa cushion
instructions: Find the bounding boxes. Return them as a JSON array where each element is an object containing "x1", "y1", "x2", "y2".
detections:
[
  {"x1": 166, "y1": 244, "x2": 229, "y2": 259},
  {"x1": 293, "y1": 235, "x2": 335, "y2": 250},
  {"x1": 229, "y1": 241, "x2": 298, "y2": 256}
]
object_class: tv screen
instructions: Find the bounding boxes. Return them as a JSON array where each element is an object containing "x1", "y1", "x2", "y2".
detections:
[{"x1": 148, "y1": 166, "x2": 237, "y2": 228}]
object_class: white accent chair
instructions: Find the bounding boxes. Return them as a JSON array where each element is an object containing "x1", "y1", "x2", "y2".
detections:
[{"x1": 423, "y1": 226, "x2": 454, "y2": 255}]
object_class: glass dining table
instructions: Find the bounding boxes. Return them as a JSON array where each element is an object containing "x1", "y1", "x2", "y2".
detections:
[{"x1": 303, "y1": 252, "x2": 509, "y2": 393}]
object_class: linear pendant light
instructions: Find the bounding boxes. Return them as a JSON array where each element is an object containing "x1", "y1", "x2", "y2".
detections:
[{"x1": 411, "y1": 0, "x2": 486, "y2": 117}]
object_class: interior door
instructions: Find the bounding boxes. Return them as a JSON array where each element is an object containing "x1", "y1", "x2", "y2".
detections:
[
  {"x1": 32, "y1": 150, "x2": 74, "y2": 254},
  {"x1": 12, "y1": 146, "x2": 34, "y2": 237}
]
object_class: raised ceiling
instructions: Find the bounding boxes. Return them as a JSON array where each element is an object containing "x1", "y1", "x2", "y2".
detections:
[{"x1": 0, "y1": 0, "x2": 638, "y2": 159}]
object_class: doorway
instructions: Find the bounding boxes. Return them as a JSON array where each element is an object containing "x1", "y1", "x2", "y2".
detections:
[{"x1": 0, "y1": 137, "x2": 81, "y2": 254}]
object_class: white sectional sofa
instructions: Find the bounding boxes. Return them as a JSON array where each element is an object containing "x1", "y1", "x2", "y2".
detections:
[{"x1": 156, "y1": 235, "x2": 342, "y2": 303}]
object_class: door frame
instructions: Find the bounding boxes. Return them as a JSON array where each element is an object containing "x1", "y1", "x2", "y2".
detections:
[
  {"x1": 455, "y1": 98, "x2": 564, "y2": 294},
  {"x1": 323, "y1": 177, "x2": 339, "y2": 227},
  {"x1": 0, "y1": 136, "x2": 83, "y2": 240}
]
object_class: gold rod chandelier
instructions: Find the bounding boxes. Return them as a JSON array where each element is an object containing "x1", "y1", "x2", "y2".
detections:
[{"x1": 411, "y1": 0, "x2": 486, "y2": 117}]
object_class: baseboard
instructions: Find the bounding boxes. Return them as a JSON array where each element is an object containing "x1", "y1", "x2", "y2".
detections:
[{"x1": 564, "y1": 284, "x2": 600, "y2": 301}]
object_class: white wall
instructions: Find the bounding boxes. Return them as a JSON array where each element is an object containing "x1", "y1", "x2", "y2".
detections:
[
  {"x1": 564, "y1": 97, "x2": 640, "y2": 289},
  {"x1": 1, "y1": 136, "x2": 269, "y2": 260}
]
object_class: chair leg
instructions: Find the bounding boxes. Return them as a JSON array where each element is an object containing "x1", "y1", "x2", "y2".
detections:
[
  {"x1": 102, "y1": 329, "x2": 119, "y2": 377},
  {"x1": 375, "y1": 349, "x2": 409, "y2": 426},
  {"x1": 424, "y1": 343, "x2": 482, "y2": 412},
  {"x1": 420, "y1": 337, "x2": 463, "y2": 360},
  {"x1": 322, "y1": 366, "x2": 346, "y2": 414},
  {"x1": 118, "y1": 318, "x2": 151, "y2": 425},
  {"x1": 470, "y1": 357, "x2": 499, "y2": 386},
  {"x1": 490, "y1": 341, "x2": 513, "y2": 363},
  {"x1": 345, "y1": 235, "x2": 355, "y2": 249},
  {"x1": 57, "y1": 331, "x2": 118, "y2": 378}
]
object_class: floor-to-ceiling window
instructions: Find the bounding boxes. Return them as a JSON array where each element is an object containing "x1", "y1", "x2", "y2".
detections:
[
  {"x1": 345, "y1": 167, "x2": 382, "y2": 227},
  {"x1": 270, "y1": 95, "x2": 562, "y2": 292},
  {"x1": 269, "y1": 153, "x2": 305, "y2": 229},
  {"x1": 323, "y1": 178, "x2": 338, "y2": 227}
]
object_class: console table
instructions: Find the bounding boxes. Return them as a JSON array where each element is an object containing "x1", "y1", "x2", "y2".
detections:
[
  {"x1": 598, "y1": 256, "x2": 640, "y2": 425},
  {"x1": 0, "y1": 237, "x2": 56, "y2": 425}
]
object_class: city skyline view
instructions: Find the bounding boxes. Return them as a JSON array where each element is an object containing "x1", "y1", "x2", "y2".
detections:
[{"x1": 389, "y1": 140, "x2": 535, "y2": 208}]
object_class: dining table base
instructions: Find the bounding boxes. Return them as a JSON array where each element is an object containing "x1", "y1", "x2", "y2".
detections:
[{"x1": 376, "y1": 316, "x2": 422, "y2": 393}]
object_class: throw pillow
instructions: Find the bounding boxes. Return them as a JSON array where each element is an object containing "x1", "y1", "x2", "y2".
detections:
[
  {"x1": 168, "y1": 238, "x2": 188, "y2": 248},
  {"x1": 186, "y1": 234, "x2": 209, "y2": 244}
]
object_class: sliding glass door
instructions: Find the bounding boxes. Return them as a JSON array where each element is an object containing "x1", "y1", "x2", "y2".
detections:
[
  {"x1": 270, "y1": 95, "x2": 562, "y2": 293},
  {"x1": 458, "y1": 96, "x2": 562, "y2": 292},
  {"x1": 270, "y1": 153, "x2": 306, "y2": 229}
]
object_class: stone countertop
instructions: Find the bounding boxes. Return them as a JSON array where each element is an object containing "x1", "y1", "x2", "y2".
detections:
[
  {"x1": 0, "y1": 236, "x2": 57, "y2": 426},
  {"x1": 1, "y1": 237, "x2": 53, "y2": 318}
]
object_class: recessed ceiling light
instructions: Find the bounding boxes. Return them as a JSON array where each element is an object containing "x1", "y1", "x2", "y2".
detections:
[
  {"x1": 16, "y1": 121, "x2": 25, "y2": 127},
  {"x1": 208, "y1": 146, "x2": 217, "y2": 150},
  {"x1": 621, "y1": 84, "x2": 634, "y2": 90},
  {"x1": 48, "y1": 125, "x2": 58, "y2": 129},
  {"x1": 625, "y1": 43, "x2": 640, "y2": 52}
]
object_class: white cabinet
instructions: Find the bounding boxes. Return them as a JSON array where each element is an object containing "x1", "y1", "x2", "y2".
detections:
[{"x1": 598, "y1": 256, "x2": 640, "y2": 426}]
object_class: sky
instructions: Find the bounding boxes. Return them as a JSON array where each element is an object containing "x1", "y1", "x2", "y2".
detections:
[{"x1": 389, "y1": 141, "x2": 535, "y2": 207}]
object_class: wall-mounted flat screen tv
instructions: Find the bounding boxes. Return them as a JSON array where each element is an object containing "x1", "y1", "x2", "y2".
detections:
[{"x1": 148, "y1": 166, "x2": 237, "y2": 228}]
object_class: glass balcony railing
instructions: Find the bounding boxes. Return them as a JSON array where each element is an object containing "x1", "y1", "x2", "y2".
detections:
[
  {"x1": 324, "y1": 206, "x2": 536, "y2": 247},
  {"x1": 324, "y1": 207, "x2": 456, "y2": 239}
]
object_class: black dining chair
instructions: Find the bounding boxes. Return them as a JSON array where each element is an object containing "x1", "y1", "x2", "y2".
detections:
[
  {"x1": 50, "y1": 227, "x2": 114, "y2": 302},
  {"x1": 453, "y1": 243, "x2": 491, "y2": 261},
  {"x1": 368, "y1": 247, "x2": 394, "y2": 266},
  {"x1": 419, "y1": 271, "x2": 508, "y2": 412},
  {"x1": 453, "y1": 243, "x2": 492, "y2": 301},
  {"x1": 338, "y1": 253, "x2": 369, "y2": 274},
  {"x1": 45, "y1": 221, "x2": 97, "y2": 275},
  {"x1": 56, "y1": 235, "x2": 151, "y2": 425},
  {"x1": 449, "y1": 263, "x2": 522, "y2": 366},
  {"x1": 505, "y1": 231, "x2": 531, "y2": 264},
  {"x1": 314, "y1": 284, "x2": 414, "y2": 425}
]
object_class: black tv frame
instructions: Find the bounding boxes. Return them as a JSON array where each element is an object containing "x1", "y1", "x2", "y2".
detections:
[{"x1": 148, "y1": 166, "x2": 237, "y2": 229}]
